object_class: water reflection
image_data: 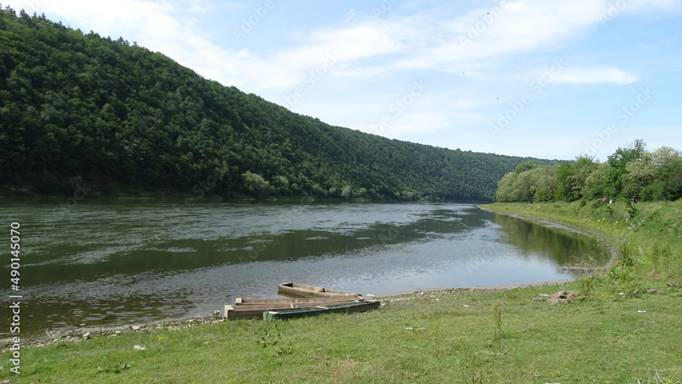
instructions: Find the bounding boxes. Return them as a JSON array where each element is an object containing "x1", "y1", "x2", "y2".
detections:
[{"x1": 494, "y1": 215, "x2": 608, "y2": 267}]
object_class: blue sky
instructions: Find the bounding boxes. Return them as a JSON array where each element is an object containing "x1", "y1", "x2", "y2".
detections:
[{"x1": 8, "y1": 0, "x2": 682, "y2": 160}]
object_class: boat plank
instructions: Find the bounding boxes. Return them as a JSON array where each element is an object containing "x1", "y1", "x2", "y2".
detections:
[
  {"x1": 263, "y1": 300, "x2": 380, "y2": 320},
  {"x1": 235, "y1": 297, "x2": 354, "y2": 305}
]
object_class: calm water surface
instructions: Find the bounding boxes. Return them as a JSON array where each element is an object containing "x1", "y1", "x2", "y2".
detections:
[{"x1": 0, "y1": 200, "x2": 608, "y2": 337}]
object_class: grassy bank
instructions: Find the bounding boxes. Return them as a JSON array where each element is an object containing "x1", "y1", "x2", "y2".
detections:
[{"x1": 2, "y1": 201, "x2": 681, "y2": 383}]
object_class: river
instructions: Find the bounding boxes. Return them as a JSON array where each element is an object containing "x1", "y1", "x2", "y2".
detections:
[{"x1": 0, "y1": 199, "x2": 608, "y2": 337}]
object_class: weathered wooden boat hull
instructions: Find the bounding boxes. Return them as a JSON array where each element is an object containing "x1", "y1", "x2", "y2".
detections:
[
  {"x1": 263, "y1": 300, "x2": 380, "y2": 321},
  {"x1": 277, "y1": 282, "x2": 361, "y2": 298},
  {"x1": 224, "y1": 299, "x2": 361, "y2": 320}
]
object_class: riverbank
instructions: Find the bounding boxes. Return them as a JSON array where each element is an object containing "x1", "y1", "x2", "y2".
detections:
[
  {"x1": 2, "y1": 201, "x2": 681, "y2": 383},
  {"x1": 0, "y1": 189, "x2": 489, "y2": 205}
]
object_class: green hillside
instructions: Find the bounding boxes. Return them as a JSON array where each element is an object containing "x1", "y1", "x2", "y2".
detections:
[{"x1": 0, "y1": 9, "x2": 545, "y2": 201}]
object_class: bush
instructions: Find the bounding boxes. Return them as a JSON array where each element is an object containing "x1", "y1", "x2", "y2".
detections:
[{"x1": 242, "y1": 171, "x2": 271, "y2": 196}]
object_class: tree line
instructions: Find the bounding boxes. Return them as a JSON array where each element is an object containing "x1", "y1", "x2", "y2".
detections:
[
  {"x1": 496, "y1": 140, "x2": 682, "y2": 203},
  {"x1": 0, "y1": 9, "x2": 548, "y2": 201}
]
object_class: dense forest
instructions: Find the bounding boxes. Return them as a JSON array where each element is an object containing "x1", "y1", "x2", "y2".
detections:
[
  {"x1": 0, "y1": 9, "x2": 548, "y2": 201},
  {"x1": 496, "y1": 140, "x2": 682, "y2": 203}
]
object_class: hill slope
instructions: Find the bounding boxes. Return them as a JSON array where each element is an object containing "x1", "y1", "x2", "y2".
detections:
[{"x1": 0, "y1": 9, "x2": 546, "y2": 200}]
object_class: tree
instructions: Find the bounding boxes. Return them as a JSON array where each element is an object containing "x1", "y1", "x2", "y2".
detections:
[
  {"x1": 638, "y1": 147, "x2": 682, "y2": 201},
  {"x1": 607, "y1": 140, "x2": 646, "y2": 195},
  {"x1": 340, "y1": 185, "x2": 352, "y2": 199},
  {"x1": 529, "y1": 166, "x2": 557, "y2": 202},
  {"x1": 582, "y1": 163, "x2": 613, "y2": 200},
  {"x1": 271, "y1": 175, "x2": 290, "y2": 195},
  {"x1": 622, "y1": 152, "x2": 656, "y2": 201},
  {"x1": 495, "y1": 172, "x2": 518, "y2": 202},
  {"x1": 242, "y1": 171, "x2": 270, "y2": 196},
  {"x1": 555, "y1": 162, "x2": 577, "y2": 201},
  {"x1": 515, "y1": 160, "x2": 538, "y2": 173}
]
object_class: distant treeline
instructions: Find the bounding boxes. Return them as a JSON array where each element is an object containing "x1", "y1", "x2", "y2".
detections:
[
  {"x1": 496, "y1": 140, "x2": 682, "y2": 203},
  {"x1": 0, "y1": 9, "x2": 546, "y2": 201}
]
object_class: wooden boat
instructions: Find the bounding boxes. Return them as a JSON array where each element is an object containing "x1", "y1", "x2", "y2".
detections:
[
  {"x1": 277, "y1": 282, "x2": 361, "y2": 298},
  {"x1": 224, "y1": 282, "x2": 372, "y2": 320},
  {"x1": 263, "y1": 300, "x2": 380, "y2": 321},
  {"x1": 224, "y1": 298, "x2": 362, "y2": 320}
]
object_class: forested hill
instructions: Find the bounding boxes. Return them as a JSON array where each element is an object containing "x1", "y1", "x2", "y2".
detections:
[{"x1": 0, "y1": 9, "x2": 547, "y2": 201}]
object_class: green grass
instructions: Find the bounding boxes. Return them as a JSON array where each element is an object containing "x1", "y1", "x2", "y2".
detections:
[{"x1": 3, "y1": 201, "x2": 682, "y2": 383}]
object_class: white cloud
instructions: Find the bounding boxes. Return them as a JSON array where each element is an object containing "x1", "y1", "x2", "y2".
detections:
[
  {"x1": 395, "y1": 0, "x2": 677, "y2": 71},
  {"x1": 257, "y1": 20, "x2": 407, "y2": 91},
  {"x1": 545, "y1": 67, "x2": 638, "y2": 85},
  {"x1": 7, "y1": 0, "x2": 675, "y2": 92}
]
